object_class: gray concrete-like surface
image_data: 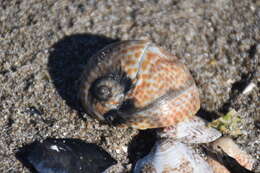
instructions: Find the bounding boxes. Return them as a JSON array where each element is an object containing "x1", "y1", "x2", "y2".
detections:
[{"x1": 0, "y1": 0, "x2": 259, "y2": 172}]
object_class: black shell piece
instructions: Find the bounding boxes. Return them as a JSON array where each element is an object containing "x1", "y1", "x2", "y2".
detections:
[{"x1": 16, "y1": 138, "x2": 117, "y2": 173}]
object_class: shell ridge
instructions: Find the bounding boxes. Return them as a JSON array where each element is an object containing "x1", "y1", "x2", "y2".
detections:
[
  {"x1": 134, "y1": 140, "x2": 213, "y2": 173},
  {"x1": 132, "y1": 84, "x2": 197, "y2": 118},
  {"x1": 174, "y1": 116, "x2": 221, "y2": 144},
  {"x1": 122, "y1": 85, "x2": 199, "y2": 129},
  {"x1": 140, "y1": 83, "x2": 196, "y2": 114},
  {"x1": 132, "y1": 42, "x2": 151, "y2": 86}
]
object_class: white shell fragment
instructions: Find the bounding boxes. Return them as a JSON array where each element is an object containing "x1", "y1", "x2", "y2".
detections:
[
  {"x1": 134, "y1": 139, "x2": 213, "y2": 173},
  {"x1": 157, "y1": 116, "x2": 222, "y2": 144}
]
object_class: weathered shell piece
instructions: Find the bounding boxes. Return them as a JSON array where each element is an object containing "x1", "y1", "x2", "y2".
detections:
[
  {"x1": 207, "y1": 137, "x2": 256, "y2": 173},
  {"x1": 134, "y1": 139, "x2": 213, "y2": 173},
  {"x1": 157, "y1": 116, "x2": 222, "y2": 144},
  {"x1": 79, "y1": 40, "x2": 200, "y2": 129}
]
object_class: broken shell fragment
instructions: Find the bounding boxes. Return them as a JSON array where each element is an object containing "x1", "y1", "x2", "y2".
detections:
[
  {"x1": 134, "y1": 139, "x2": 213, "y2": 173},
  {"x1": 207, "y1": 137, "x2": 256, "y2": 173},
  {"x1": 157, "y1": 116, "x2": 221, "y2": 144}
]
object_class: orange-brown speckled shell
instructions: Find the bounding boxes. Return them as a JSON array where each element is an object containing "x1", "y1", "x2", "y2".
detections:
[{"x1": 79, "y1": 40, "x2": 200, "y2": 129}]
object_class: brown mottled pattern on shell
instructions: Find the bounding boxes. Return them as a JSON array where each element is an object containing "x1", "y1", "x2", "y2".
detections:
[
  {"x1": 129, "y1": 50, "x2": 194, "y2": 108},
  {"x1": 120, "y1": 42, "x2": 148, "y2": 79},
  {"x1": 128, "y1": 85, "x2": 200, "y2": 129},
  {"x1": 158, "y1": 47, "x2": 179, "y2": 61},
  {"x1": 79, "y1": 40, "x2": 200, "y2": 129},
  {"x1": 120, "y1": 43, "x2": 200, "y2": 129}
]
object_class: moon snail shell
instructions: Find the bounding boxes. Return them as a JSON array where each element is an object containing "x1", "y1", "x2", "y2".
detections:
[{"x1": 79, "y1": 40, "x2": 200, "y2": 129}]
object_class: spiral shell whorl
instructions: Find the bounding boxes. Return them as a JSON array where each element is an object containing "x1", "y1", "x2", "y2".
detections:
[{"x1": 79, "y1": 40, "x2": 200, "y2": 129}]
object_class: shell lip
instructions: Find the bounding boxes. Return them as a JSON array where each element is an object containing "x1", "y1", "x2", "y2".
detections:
[
  {"x1": 103, "y1": 109, "x2": 126, "y2": 126},
  {"x1": 103, "y1": 99, "x2": 137, "y2": 126}
]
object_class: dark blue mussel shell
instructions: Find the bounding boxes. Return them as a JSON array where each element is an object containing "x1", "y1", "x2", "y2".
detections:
[{"x1": 16, "y1": 138, "x2": 117, "y2": 173}]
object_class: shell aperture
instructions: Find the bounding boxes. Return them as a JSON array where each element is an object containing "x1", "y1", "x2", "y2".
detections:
[{"x1": 79, "y1": 40, "x2": 200, "y2": 129}]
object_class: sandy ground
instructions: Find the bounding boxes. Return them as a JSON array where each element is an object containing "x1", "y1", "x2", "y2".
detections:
[{"x1": 0, "y1": 0, "x2": 259, "y2": 172}]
